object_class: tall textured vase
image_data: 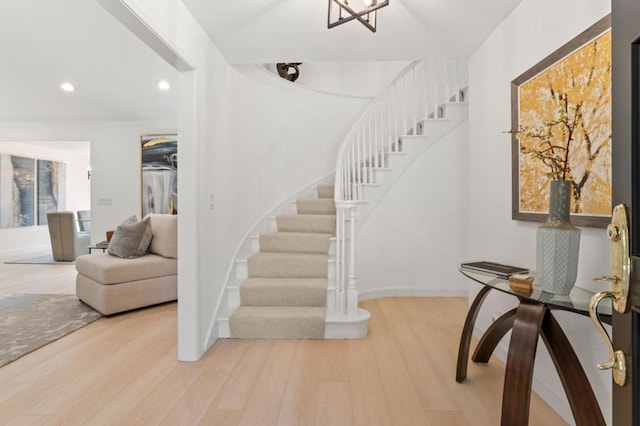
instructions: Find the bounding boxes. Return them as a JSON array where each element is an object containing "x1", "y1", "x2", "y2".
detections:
[{"x1": 536, "y1": 180, "x2": 581, "y2": 295}]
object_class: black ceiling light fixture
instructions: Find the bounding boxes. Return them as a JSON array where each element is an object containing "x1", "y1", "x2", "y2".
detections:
[
  {"x1": 327, "y1": 0, "x2": 389, "y2": 33},
  {"x1": 276, "y1": 63, "x2": 302, "y2": 82}
]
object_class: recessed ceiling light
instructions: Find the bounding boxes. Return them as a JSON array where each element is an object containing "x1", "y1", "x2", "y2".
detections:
[
  {"x1": 157, "y1": 80, "x2": 170, "y2": 91},
  {"x1": 61, "y1": 82, "x2": 75, "y2": 92}
]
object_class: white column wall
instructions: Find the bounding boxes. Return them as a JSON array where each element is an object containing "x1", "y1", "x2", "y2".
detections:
[{"x1": 468, "y1": 0, "x2": 612, "y2": 422}]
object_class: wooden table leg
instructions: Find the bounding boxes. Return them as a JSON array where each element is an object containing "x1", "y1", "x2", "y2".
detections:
[
  {"x1": 501, "y1": 301, "x2": 545, "y2": 426},
  {"x1": 472, "y1": 308, "x2": 517, "y2": 363},
  {"x1": 540, "y1": 312, "x2": 605, "y2": 426},
  {"x1": 456, "y1": 285, "x2": 492, "y2": 383}
]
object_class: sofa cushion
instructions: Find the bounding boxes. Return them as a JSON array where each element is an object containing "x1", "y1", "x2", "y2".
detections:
[
  {"x1": 108, "y1": 215, "x2": 152, "y2": 259},
  {"x1": 76, "y1": 253, "x2": 177, "y2": 285},
  {"x1": 145, "y1": 214, "x2": 177, "y2": 259}
]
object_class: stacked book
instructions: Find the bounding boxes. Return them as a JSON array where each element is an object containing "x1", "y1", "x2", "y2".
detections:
[
  {"x1": 461, "y1": 261, "x2": 529, "y2": 279},
  {"x1": 95, "y1": 240, "x2": 110, "y2": 249}
]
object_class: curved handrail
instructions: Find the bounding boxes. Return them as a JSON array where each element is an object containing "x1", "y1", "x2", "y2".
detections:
[
  {"x1": 333, "y1": 60, "x2": 420, "y2": 201},
  {"x1": 333, "y1": 59, "x2": 467, "y2": 202}
]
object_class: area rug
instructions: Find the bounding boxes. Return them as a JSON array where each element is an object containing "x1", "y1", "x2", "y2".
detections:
[
  {"x1": 0, "y1": 294, "x2": 103, "y2": 368},
  {"x1": 4, "y1": 255, "x2": 75, "y2": 265}
]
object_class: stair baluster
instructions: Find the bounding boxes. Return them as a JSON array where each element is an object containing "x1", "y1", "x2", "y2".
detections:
[{"x1": 333, "y1": 59, "x2": 468, "y2": 320}]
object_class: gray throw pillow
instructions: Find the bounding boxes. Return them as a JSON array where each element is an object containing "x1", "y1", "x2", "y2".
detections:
[{"x1": 107, "y1": 215, "x2": 153, "y2": 259}]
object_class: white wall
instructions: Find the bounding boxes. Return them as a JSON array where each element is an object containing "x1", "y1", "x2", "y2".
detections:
[
  {"x1": 0, "y1": 121, "x2": 176, "y2": 250},
  {"x1": 95, "y1": 3, "x2": 616, "y2": 423},
  {"x1": 0, "y1": 141, "x2": 90, "y2": 257},
  {"x1": 358, "y1": 122, "x2": 470, "y2": 298},
  {"x1": 468, "y1": 0, "x2": 612, "y2": 423},
  {"x1": 202, "y1": 65, "x2": 372, "y2": 327}
]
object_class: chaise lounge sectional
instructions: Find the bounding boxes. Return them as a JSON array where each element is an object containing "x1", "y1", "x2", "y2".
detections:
[{"x1": 75, "y1": 214, "x2": 177, "y2": 315}]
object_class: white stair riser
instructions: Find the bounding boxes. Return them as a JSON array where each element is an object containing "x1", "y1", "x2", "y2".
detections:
[
  {"x1": 250, "y1": 236, "x2": 260, "y2": 253},
  {"x1": 218, "y1": 318, "x2": 230, "y2": 338},
  {"x1": 236, "y1": 259, "x2": 248, "y2": 281},
  {"x1": 228, "y1": 286, "x2": 240, "y2": 307}
]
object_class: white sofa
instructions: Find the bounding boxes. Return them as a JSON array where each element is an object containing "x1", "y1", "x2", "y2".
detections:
[{"x1": 75, "y1": 214, "x2": 177, "y2": 315}]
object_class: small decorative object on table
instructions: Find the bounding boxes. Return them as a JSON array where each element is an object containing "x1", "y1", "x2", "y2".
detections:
[
  {"x1": 536, "y1": 180, "x2": 581, "y2": 294},
  {"x1": 509, "y1": 274, "x2": 534, "y2": 295},
  {"x1": 95, "y1": 240, "x2": 109, "y2": 249}
]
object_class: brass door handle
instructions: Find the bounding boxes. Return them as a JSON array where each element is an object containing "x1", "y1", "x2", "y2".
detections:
[
  {"x1": 587, "y1": 205, "x2": 632, "y2": 387},
  {"x1": 589, "y1": 290, "x2": 626, "y2": 386}
]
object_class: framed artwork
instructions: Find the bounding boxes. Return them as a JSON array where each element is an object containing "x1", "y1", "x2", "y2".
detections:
[
  {"x1": 37, "y1": 159, "x2": 67, "y2": 225},
  {"x1": 511, "y1": 15, "x2": 612, "y2": 228},
  {"x1": 0, "y1": 154, "x2": 35, "y2": 228},
  {"x1": 141, "y1": 134, "x2": 177, "y2": 217}
]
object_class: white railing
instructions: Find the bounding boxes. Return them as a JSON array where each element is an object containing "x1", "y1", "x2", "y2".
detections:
[{"x1": 333, "y1": 59, "x2": 468, "y2": 316}]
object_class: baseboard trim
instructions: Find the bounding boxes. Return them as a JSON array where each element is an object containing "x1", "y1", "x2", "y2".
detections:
[{"x1": 359, "y1": 287, "x2": 468, "y2": 301}]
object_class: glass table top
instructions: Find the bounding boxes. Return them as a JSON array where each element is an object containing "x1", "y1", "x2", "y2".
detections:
[{"x1": 459, "y1": 266, "x2": 612, "y2": 317}]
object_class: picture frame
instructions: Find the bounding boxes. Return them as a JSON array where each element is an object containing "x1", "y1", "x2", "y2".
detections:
[
  {"x1": 511, "y1": 14, "x2": 612, "y2": 228},
  {"x1": 141, "y1": 134, "x2": 178, "y2": 217},
  {"x1": 37, "y1": 159, "x2": 66, "y2": 225},
  {"x1": 0, "y1": 154, "x2": 35, "y2": 228}
]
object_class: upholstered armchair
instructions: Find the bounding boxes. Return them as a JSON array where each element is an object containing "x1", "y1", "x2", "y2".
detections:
[{"x1": 47, "y1": 211, "x2": 91, "y2": 261}]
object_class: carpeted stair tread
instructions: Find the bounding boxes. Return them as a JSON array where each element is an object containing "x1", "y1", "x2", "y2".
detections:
[
  {"x1": 248, "y1": 252, "x2": 328, "y2": 278},
  {"x1": 316, "y1": 185, "x2": 334, "y2": 199},
  {"x1": 229, "y1": 306, "x2": 326, "y2": 339},
  {"x1": 239, "y1": 278, "x2": 327, "y2": 306},
  {"x1": 296, "y1": 198, "x2": 336, "y2": 215},
  {"x1": 230, "y1": 186, "x2": 336, "y2": 340},
  {"x1": 259, "y1": 232, "x2": 332, "y2": 254},
  {"x1": 277, "y1": 214, "x2": 336, "y2": 235}
]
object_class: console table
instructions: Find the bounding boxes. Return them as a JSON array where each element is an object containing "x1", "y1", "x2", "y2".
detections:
[{"x1": 457, "y1": 268, "x2": 610, "y2": 426}]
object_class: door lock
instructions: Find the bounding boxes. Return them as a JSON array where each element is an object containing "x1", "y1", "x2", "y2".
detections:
[{"x1": 589, "y1": 204, "x2": 631, "y2": 387}]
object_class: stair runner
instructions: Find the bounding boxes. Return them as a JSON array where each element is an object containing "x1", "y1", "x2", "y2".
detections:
[{"x1": 229, "y1": 185, "x2": 336, "y2": 338}]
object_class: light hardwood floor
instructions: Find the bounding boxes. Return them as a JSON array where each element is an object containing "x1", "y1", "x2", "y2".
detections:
[{"x1": 0, "y1": 262, "x2": 568, "y2": 425}]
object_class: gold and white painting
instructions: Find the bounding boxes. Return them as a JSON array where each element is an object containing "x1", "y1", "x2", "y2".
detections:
[{"x1": 512, "y1": 16, "x2": 612, "y2": 227}]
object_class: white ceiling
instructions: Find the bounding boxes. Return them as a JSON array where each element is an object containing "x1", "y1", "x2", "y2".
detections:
[
  {"x1": 0, "y1": 0, "x2": 523, "y2": 122},
  {"x1": 0, "y1": 0, "x2": 178, "y2": 121},
  {"x1": 182, "y1": 0, "x2": 524, "y2": 63}
]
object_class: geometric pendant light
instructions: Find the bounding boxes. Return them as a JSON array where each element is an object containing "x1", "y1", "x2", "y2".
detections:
[{"x1": 327, "y1": 0, "x2": 389, "y2": 33}]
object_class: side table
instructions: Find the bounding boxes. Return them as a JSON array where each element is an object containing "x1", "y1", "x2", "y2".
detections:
[
  {"x1": 88, "y1": 244, "x2": 109, "y2": 254},
  {"x1": 457, "y1": 267, "x2": 610, "y2": 426}
]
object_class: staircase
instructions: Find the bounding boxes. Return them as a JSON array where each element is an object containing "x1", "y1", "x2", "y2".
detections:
[
  {"x1": 226, "y1": 185, "x2": 360, "y2": 338},
  {"x1": 214, "y1": 59, "x2": 467, "y2": 342}
]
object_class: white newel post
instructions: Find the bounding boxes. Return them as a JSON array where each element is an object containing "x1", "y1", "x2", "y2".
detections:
[
  {"x1": 335, "y1": 204, "x2": 345, "y2": 314},
  {"x1": 335, "y1": 201, "x2": 358, "y2": 316},
  {"x1": 346, "y1": 205, "x2": 358, "y2": 316}
]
